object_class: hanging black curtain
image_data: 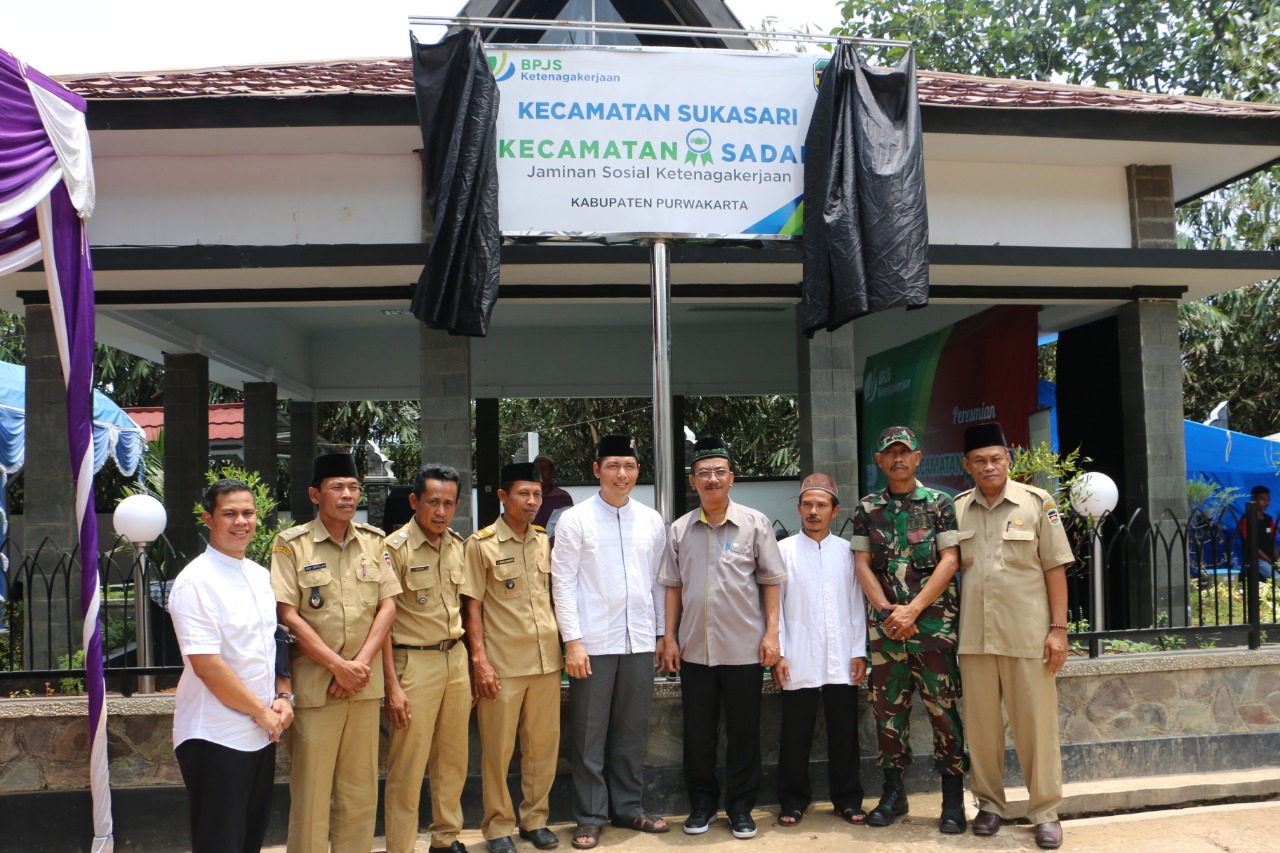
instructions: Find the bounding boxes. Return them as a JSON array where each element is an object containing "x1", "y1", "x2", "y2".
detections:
[
  {"x1": 802, "y1": 46, "x2": 929, "y2": 336},
  {"x1": 410, "y1": 29, "x2": 501, "y2": 337}
]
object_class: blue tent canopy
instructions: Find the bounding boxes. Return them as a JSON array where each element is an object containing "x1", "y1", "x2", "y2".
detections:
[
  {"x1": 0, "y1": 360, "x2": 146, "y2": 479},
  {"x1": 1185, "y1": 419, "x2": 1280, "y2": 514}
]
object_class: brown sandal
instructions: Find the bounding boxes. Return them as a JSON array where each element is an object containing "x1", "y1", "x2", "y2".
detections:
[
  {"x1": 610, "y1": 814, "x2": 670, "y2": 833},
  {"x1": 572, "y1": 824, "x2": 602, "y2": 849}
]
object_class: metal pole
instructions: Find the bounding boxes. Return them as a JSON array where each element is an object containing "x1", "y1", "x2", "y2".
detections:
[
  {"x1": 1091, "y1": 529, "x2": 1106, "y2": 633},
  {"x1": 1246, "y1": 500, "x2": 1261, "y2": 650},
  {"x1": 650, "y1": 239, "x2": 673, "y2": 524},
  {"x1": 133, "y1": 543, "x2": 154, "y2": 693}
]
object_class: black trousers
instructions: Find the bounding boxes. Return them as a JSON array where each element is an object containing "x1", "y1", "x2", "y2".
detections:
[
  {"x1": 776, "y1": 684, "x2": 864, "y2": 814},
  {"x1": 680, "y1": 661, "x2": 762, "y2": 816},
  {"x1": 175, "y1": 738, "x2": 276, "y2": 853}
]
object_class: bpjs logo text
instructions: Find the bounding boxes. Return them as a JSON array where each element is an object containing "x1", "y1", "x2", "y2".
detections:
[{"x1": 522, "y1": 59, "x2": 562, "y2": 72}]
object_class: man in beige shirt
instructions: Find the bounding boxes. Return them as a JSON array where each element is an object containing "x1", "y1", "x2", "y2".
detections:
[
  {"x1": 462, "y1": 462, "x2": 562, "y2": 853},
  {"x1": 660, "y1": 436, "x2": 786, "y2": 841},
  {"x1": 382, "y1": 464, "x2": 471, "y2": 853},
  {"x1": 271, "y1": 452, "x2": 400, "y2": 853},
  {"x1": 954, "y1": 422, "x2": 1074, "y2": 851}
]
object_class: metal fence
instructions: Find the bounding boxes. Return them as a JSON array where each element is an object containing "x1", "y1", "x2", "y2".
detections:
[{"x1": 1, "y1": 502, "x2": 1277, "y2": 695}]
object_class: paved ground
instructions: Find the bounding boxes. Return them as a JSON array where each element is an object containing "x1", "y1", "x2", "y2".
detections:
[{"x1": 259, "y1": 794, "x2": 1280, "y2": 853}]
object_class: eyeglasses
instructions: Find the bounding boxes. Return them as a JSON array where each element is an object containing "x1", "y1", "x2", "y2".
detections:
[{"x1": 693, "y1": 467, "x2": 731, "y2": 481}]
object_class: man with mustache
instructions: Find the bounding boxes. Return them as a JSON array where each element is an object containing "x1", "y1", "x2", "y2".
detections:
[
  {"x1": 462, "y1": 462, "x2": 562, "y2": 853},
  {"x1": 381, "y1": 464, "x2": 471, "y2": 853},
  {"x1": 955, "y1": 422, "x2": 1073, "y2": 850},
  {"x1": 271, "y1": 452, "x2": 401, "y2": 853},
  {"x1": 660, "y1": 436, "x2": 786, "y2": 841},
  {"x1": 851, "y1": 426, "x2": 967, "y2": 835},
  {"x1": 772, "y1": 473, "x2": 867, "y2": 827},
  {"x1": 552, "y1": 435, "x2": 671, "y2": 850}
]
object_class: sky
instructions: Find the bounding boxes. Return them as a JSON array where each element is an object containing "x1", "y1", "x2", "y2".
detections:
[{"x1": 0, "y1": 0, "x2": 847, "y2": 76}]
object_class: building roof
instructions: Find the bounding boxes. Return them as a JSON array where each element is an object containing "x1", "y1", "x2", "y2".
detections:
[
  {"x1": 58, "y1": 58, "x2": 1280, "y2": 119},
  {"x1": 124, "y1": 403, "x2": 245, "y2": 442}
]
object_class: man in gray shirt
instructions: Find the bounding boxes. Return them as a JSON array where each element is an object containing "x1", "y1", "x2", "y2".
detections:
[{"x1": 660, "y1": 437, "x2": 786, "y2": 841}]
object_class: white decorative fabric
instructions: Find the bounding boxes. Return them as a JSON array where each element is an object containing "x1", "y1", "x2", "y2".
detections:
[{"x1": 24, "y1": 71, "x2": 95, "y2": 217}]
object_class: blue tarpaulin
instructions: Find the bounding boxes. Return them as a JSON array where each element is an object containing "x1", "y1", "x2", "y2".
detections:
[
  {"x1": 1185, "y1": 419, "x2": 1280, "y2": 515},
  {"x1": 0, "y1": 360, "x2": 146, "y2": 479},
  {"x1": 0, "y1": 360, "x2": 147, "y2": 607}
]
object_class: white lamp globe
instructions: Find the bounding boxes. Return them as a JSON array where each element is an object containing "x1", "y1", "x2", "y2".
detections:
[
  {"x1": 1070, "y1": 472, "x2": 1119, "y2": 519},
  {"x1": 113, "y1": 494, "x2": 168, "y2": 544}
]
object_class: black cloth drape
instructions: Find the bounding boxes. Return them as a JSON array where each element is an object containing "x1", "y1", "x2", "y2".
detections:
[
  {"x1": 802, "y1": 47, "x2": 929, "y2": 336},
  {"x1": 410, "y1": 30, "x2": 501, "y2": 337}
]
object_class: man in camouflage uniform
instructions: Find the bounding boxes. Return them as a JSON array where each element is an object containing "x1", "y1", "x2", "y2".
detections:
[{"x1": 850, "y1": 426, "x2": 967, "y2": 835}]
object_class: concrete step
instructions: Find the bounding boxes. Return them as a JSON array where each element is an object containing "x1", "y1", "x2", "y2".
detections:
[{"x1": 1002, "y1": 766, "x2": 1280, "y2": 819}]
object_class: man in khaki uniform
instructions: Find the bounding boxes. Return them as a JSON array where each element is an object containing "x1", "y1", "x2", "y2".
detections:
[
  {"x1": 955, "y1": 422, "x2": 1074, "y2": 851},
  {"x1": 272, "y1": 452, "x2": 400, "y2": 853},
  {"x1": 462, "y1": 462, "x2": 563, "y2": 853},
  {"x1": 382, "y1": 463, "x2": 471, "y2": 853}
]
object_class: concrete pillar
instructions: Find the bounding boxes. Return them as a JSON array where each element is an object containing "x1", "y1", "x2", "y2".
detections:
[
  {"x1": 243, "y1": 381, "x2": 278, "y2": 503},
  {"x1": 22, "y1": 304, "x2": 79, "y2": 669},
  {"x1": 1126, "y1": 165, "x2": 1177, "y2": 249},
  {"x1": 163, "y1": 353, "x2": 209, "y2": 562},
  {"x1": 289, "y1": 402, "x2": 318, "y2": 524},
  {"x1": 1117, "y1": 300, "x2": 1189, "y2": 626},
  {"x1": 420, "y1": 326, "x2": 473, "y2": 533},
  {"x1": 474, "y1": 398, "x2": 500, "y2": 527},
  {"x1": 796, "y1": 317, "x2": 858, "y2": 534}
]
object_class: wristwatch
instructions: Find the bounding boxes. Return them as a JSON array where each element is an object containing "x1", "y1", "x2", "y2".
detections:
[
  {"x1": 878, "y1": 608, "x2": 894, "y2": 624},
  {"x1": 275, "y1": 692, "x2": 295, "y2": 704}
]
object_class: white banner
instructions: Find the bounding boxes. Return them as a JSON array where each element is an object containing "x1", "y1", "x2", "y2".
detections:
[{"x1": 487, "y1": 46, "x2": 823, "y2": 239}]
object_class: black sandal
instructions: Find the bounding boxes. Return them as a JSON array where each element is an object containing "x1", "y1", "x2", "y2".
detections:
[
  {"x1": 778, "y1": 809, "x2": 804, "y2": 826},
  {"x1": 839, "y1": 806, "x2": 868, "y2": 825}
]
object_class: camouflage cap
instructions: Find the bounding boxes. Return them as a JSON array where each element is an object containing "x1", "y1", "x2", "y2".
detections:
[{"x1": 877, "y1": 425, "x2": 920, "y2": 452}]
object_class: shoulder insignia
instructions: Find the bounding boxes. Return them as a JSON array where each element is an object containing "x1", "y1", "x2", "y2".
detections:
[
  {"x1": 271, "y1": 545, "x2": 293, "y2": 557},
  {"x1": 531, "y1": 524, "x2": 547, "y2": 534},
  {"x1": 446, "y1": 528, "x2": 466, "y2": 542},
  {"x1": 277, "y1": 525, "x2": 308, "y2": 542},
  {"x1": 386, "y1": 529, "x2": 410, "y2": 549},
  {"x1": 355, "y1": 522, "x2": 385, "y2": 536},
  {"x1": 1045, "y1": 503, "x2": 1063, "y2": 526},
  {"x1": 472, "y1": 526, "x2": 496, "y2": 540},
  {"x1": 954, "y1": 488, "x2": 975, "y2": 501}
]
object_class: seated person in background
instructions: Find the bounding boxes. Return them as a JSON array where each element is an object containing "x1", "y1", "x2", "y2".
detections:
[{"x1": 1239, "y1": 486, "x2": 1277, "y2": 580}]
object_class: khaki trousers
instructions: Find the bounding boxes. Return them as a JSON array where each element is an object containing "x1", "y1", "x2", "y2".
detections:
[
  {"x1": 285, "y1": 698, "x2": 380, "y2": 853},
  {"x1": 476, "y1": 671, "x2": 562, "y2": 840},
  {"x1": 958, "y1": 653, "x2": 1063, "y2": 824},
  {"x1": 384, "y1": 647, "x2": 472, "y2": 853}
]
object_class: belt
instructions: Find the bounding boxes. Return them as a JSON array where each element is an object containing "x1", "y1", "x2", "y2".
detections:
[{"x1": 392, "y1": 639, "x2": 461, "y2": 652}]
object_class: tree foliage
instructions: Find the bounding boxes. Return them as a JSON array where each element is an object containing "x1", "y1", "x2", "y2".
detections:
[
  {"x1": 497, "y1": 396, "x2": 800, "y2": 480},
  {"x1": 836, "y1": 0, "x2": 1280, "y2": 435}
]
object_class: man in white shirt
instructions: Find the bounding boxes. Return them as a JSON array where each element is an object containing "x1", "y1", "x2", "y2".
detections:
[
  {"x1": 169, "y1": 479, "x2": 294, "y2": 853},
  {"x1": 551, "y1": 435, "x2": 671, "y2": 850},
  {"x1": 773, "y1": 474, "x2": 868, "y2": 827}
]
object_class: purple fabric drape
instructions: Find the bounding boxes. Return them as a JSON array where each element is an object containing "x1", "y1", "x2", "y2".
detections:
[{"x1": 0, "y1": 48, "x2": 109, "y2": 851}]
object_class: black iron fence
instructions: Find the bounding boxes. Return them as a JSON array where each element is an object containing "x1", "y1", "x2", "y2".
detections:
[{"x1": 1, "y1": 503, "x2": 1277, "y2": 695}]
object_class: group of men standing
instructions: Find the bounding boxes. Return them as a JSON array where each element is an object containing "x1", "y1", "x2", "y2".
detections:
[{"x1": 168, "y1": 419, "x2": 1072, "y2": 853}]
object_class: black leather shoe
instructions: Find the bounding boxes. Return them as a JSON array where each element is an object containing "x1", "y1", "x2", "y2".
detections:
[
  {"x1": 866, "y1": 768, "x2": 909, "y2": 827},
  {"x1": 973, "y1": 810, "x2": 1002, "y2": 836},
  {"x1": 1035, "y1": 820, "x2": 1063, "y2": 849},
  {"x1": 519, "y1": 828, "x2": 559, "y2": 849},
  {"x1": 729, "y1": 814, "x2": 757, "y2": 839},
  {"x1": 430, "y1": 843, "x2": 469, "y2": 853},
  {"x1": 488, "y1": 837, "x2": 516, "y2": 853},
  {"x1": 683, "y1": 809, "x2": 717, "y2": 835}
]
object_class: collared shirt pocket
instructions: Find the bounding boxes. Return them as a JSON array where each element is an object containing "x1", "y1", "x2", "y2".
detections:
[
  {"x1": 723, "y1": 541, "x2": 756, "y2": 575},
  {"x1": 1002, "y1": 527, "x2": 1037, "y2": 569},
  {"x1": 356, "y1": 560, "x2": 382, "y2": 607},
  {"x1": 298, "y1": 568, "x2": 333, "y2": 611},
  {"x1": 404, "y1": 566, "x2": 439, "y2": 611},
  {"x1": 492, "y1": 557, "x2": 523, "y2": 599},
  {"x1": 536, "y1": 555, "x2": 552, "y2": 591}
]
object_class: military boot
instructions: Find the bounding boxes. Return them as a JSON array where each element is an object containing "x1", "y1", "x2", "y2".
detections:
[
  {"x1": 939, "y1": 773, "x2": 967, "y2": 834},
  {"x1": 866, "y1": 768, "x2": 909, "y2": 827}
]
